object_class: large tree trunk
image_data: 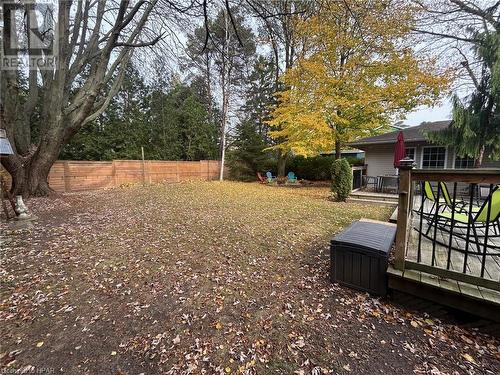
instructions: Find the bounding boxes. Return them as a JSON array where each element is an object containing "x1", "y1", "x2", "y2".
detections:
[
  {"x1": 11, "y1": 161, "x2": 53, "y2": 197},
  {"x1": 2, "y1": 133, "x2": 63, "y2": 196},
  {"x1": 277, "y1": 150, "x2": 288, "y2": 177}
]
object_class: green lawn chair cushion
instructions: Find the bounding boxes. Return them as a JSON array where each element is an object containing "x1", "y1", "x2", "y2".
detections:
[{"x1": 438, "y1": 211, "x2": 470, "y2": 224}]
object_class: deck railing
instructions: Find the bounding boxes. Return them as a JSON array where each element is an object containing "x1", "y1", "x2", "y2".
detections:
[
  {"x1": 394, "y1": 161, "x2": 500, "y2": 290},
  {"x1": 351, "y1": 165, "x2": 366, "y2": 190}
]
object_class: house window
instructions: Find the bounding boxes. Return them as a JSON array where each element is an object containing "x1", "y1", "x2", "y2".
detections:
[
  {"x1": 454, "y1": 155, "x2": 475, "y2": 169},
  {"x1": 405, "y1": 147, "x2": 416, "y2": 162},
  {"x1": 422, "y1": 147, "x2": 446, "y2": 169}
]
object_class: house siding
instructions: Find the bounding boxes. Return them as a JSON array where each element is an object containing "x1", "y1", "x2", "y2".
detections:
[
  {"x1": 364, "y1": 145, "x2": 398, "y2": 176},
  {"x1": 363, "y1": 143, "x2": 498, "y2": 177}
]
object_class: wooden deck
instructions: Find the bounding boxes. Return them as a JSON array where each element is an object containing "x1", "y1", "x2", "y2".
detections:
[
  {"x1": 387, "y1": 196, "x2": 500, "y2": 321},
  {"x1": 406, "y1": 197, "x2": 500, "y2": 283},
  {"x1": 387, "y1": 265, "x2": 500, "y2": 322}
]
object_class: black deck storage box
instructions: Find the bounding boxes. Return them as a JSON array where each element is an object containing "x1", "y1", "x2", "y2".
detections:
[{"x1": 330, "y1": 220, "x2": 396, "y2": 296}]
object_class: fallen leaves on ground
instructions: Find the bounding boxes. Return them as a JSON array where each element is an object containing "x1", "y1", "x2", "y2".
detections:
[{"x1": 0, "y1": 182, "x2": 498, "y2": 374}]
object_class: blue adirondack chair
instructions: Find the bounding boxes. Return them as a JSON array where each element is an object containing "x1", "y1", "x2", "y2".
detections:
[
  {"x1": 287, "y1": 171, "x2": 298, "y2": 183},
  {"x1": 266, "y1": 171, "x2": 276, "y2": 183}
]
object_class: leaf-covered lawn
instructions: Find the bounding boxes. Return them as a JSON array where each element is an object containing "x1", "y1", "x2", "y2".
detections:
[{"x1": 1, "y1": 182, "x2": 499, "y2": 374}]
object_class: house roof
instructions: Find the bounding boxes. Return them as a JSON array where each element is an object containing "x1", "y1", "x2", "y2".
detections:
[{"x1": 349, "y1": 120, "x2": 451, "y2": 147}]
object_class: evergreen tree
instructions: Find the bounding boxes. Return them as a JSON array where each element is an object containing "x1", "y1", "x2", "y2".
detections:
[
  {"x1": 61, "y1": 64, "x2": 219, "y2": 161},
  {"x1": 426, "y1": 33, "x2": 500, "y2": 165},
  {"x1": 61, "y1": 63, "x2": 150, "y2": 160}
]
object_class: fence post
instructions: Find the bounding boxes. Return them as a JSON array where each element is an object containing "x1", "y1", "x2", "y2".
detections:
[
  {"x1": 112, "y1": 161, "x2": 117, "y2": 187},
  {"x1": 141, "y1": 147, "x2": 146, "y2": 186},
  {"x1": 394, "y1": 158, "x2": 414, "y2": 270},
  {"x1": 63, "y1": 161, "x2": 71, "y2": 192}
]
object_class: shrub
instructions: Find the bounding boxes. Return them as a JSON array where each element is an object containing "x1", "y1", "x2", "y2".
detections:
[
  {"x1": 286, "y1": 155, "x2": 364, "y2": 181},
  {"x1": 331, "y1": 158, "x2": 352, "y2": 201},
  {"x1": 227, "y1": 150, "x2": 277, "y2": 181},
  {"x1": 227, "y1": 152, "x2": 365, "y2": 182},
  {"x1": 287, "y1": 155, "x2": 334, "y2": 180}
]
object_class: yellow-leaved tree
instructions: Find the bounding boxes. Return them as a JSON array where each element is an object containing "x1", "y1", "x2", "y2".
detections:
[{"x1": 267, "y1": 0, "x2": 449, "y2": 158}]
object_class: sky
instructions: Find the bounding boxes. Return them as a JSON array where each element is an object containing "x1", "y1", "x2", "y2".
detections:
[{"x1": 402, "y1": 98, "x2": 453, "y2": 127}]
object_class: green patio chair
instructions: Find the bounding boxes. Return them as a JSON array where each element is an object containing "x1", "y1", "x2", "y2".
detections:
[
  {"x1": 418, "y1": 181, "x2": 479, "y2": 217},
  {"x1": 425, "y1": 187, "x2": 500, "y2": 254},
  {"x1": 437, "y1": 187, "x2": 500, "y2": 230},
  {"x1": 438, "y1": 181, "x2": 480, "y2": 214},
  {"x1": 417, "y1": 181, "x2": 448, "y2": 216}
]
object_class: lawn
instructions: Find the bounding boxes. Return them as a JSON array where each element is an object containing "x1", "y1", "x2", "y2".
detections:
[{"x1": 1, "y1": 182, "x2": 499, "y2": 374}]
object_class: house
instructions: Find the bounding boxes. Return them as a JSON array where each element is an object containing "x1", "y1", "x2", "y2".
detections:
[
  {"x1": 340, "y1": 149, "x2": 365, "y2": 159},
  {"x1": 349, "y1": 120, "x2": 500, "y2": 177}
]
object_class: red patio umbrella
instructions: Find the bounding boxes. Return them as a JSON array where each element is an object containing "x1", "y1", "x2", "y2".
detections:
[{"x1": 393, "y1": 131, "x2": 406, "y2": 168}]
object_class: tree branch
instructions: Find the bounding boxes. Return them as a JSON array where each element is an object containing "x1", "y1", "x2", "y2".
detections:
[
  {"x1": 114, "y1": 34, "x2": 162, "y2": 47},
  {"x1": 225, "y1": 0, "x2": 243, "y2": 47},
  {"x1": 449, "y1": 0, "x2": 499, "y2": 29},
  {"x1": 454, "y1": 47, "x2": 480, "y2": 90},
  {"x1": 80, "y1": 53, "x2": 131, "y2": 128},
  {"x1": 412, "y1": 28, "x2": 481, "y2": 43},
  {"x1": 202, "y1": 0, "x2": 211, "y2": 52}
]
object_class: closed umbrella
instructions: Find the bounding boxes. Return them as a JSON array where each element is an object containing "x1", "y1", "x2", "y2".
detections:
[{"x1": 393, "y1": 131, "x2": 406, "y2": 168}]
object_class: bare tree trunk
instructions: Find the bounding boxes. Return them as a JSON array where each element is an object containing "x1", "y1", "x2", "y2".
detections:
[
  {"x1": 476, "y1": 145, "x2": 485, "y2": 167},
  {"x1": 205, "y1": 50, "x2": 214, "y2": 122},
  {"x1": 3, "y1": 155, "x2": 54, "y2": 196},
  {"x1": 2, "y1": 116, "x2": 66, "y2": 196},
  {"x1": 219, "y1": 89, "x2": 229, "y2": 180},
  {"x1": 335, "y1": 139, "x2": 341, "y2": 159},
  {"x1": 277, "y1": 150, "x2": 288, "y2": 177},
  {"x1": 219, "y1": 9, "x2": 231, "y2": 181}
]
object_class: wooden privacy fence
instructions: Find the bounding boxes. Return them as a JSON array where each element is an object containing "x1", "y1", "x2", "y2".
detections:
[{"x1": 2, "y1": 160, "x2": 221, "y2": 193}]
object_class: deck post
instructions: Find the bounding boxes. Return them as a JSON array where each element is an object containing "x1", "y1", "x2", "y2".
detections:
[{"x1": 394, "y1": 158, "x2": 414, "y2": 270}]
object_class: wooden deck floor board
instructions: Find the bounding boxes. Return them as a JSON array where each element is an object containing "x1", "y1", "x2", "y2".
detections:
[
  {"x1": 403, "y1": 269, "x2": 421, "y2": 283},
  {"x1": 457, "y1": 281, "x2": 483, "y2": 300},
  {"x1": 419, "y1": 271, "x2": 440, "y2": 288},
  {"x1": 438, "y1": 277, "x2": 461, "y2": 294},
  {"x1": 388, "y1": 265, "x2": 500, "y2": 308}
]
